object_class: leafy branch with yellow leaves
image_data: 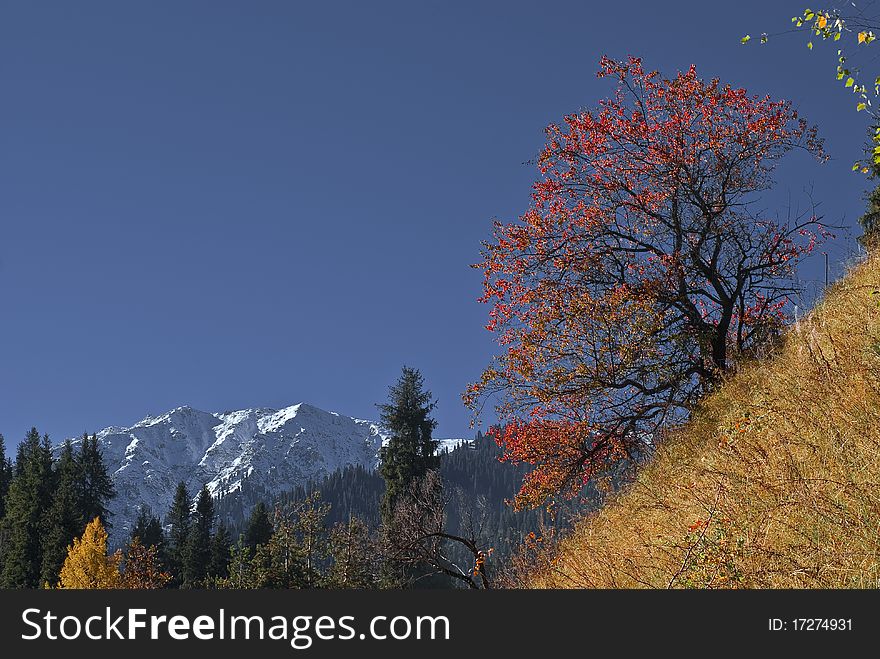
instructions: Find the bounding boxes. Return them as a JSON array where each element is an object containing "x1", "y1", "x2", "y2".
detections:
[{"x1": 744, "y1": 3, "x2": 880, "y2": 171}]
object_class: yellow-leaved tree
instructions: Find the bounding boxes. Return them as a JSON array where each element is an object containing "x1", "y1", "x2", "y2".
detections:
[{"x1": 57, "y1": 517, "x2": 123, "y2": 589}]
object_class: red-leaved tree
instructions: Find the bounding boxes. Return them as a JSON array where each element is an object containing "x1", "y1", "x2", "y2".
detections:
[{"x1": 465, "y1": 57, "x2": 830, "y2": 509}]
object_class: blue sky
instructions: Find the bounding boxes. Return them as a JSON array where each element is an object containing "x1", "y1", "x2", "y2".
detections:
[{"x1": 0, "y1": 1, "x2": 871, "y2": 446}]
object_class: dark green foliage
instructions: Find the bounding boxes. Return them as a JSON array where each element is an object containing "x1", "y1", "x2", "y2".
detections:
[
  {"x1": 0, "y1": 418, "x2": 587, "y2": 589},
  {"x1": 272, "y1": 465, "x2": 384, "y2": 529},
  {"x1": 438, "y1": 432, "x2": 589, "y2": 573},
  {"x1": 40, "y1": 440, "x2": 84, "y2": 586},
  {"x1": 131, "y1": 506, "x2": 167, "y2": 575},
  {"x1": 139, "y1": 434, "x2": 597, "y2": 589},
  {"x1": 378, "y1": 366, "x2": 439, "y2": 525},
  {"x1": 209, "y1": 522, "x2": 232, "y2": 580},
  {"x1": 76, "y1": 433, "x2": 115, "y2": 527},
  {"x1": 859, "y1": 183, "x2": 880, "y2": 249},
  {"x1": 131, "y1": 506, "x2": 166, "y2": 550},
  {"x1": 292, "y1": 433, "x2": 586, "y2": 568},
  {"x1": 0, "y1": 429, "x2": 55, "y2": 587},
  {"x1": 259, "y1": 495, "x2": 330, "y2": 588},
  {"x1": 0, "y1": 435, "x2": 12, "y2": 521},
  {"x1": 182, "y1": 486, "x2": 215, "y2": 587},
  {"x1": 165, "y1": 482, "x2": 191, "y2": 587},
  {"x1": 223, "y1": 536, "x2": 260, "y2": 588},
  {"x1": 0, "y1": 429, "x2": 119, "y2": 588},
  {"x1": 244, "y1": 501, "x2": 273, "y2": 551},
  {"x1": 289, "y1": 494, "x2": 330, "y2": 588},
  {"x1": 218, "y1": 495, "x2": 340, "y2": 589}
]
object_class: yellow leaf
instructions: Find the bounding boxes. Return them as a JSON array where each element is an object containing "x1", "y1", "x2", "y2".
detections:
[
  {"x1": 859, "y1": 31, "x2": 867, "y2": 44},
  {"x1": 817, "y1": 14, "x2": 827, "y2": 29}
]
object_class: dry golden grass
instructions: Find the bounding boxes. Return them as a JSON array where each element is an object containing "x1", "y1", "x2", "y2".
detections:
[{"x1": 528, "y1": 254, "x2": 880, "y2": 589}]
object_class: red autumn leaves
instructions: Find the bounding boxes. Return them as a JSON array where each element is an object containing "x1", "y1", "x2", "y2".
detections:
[{"x1": 466, "y1": 56, "x2": 828, "y2": 509}]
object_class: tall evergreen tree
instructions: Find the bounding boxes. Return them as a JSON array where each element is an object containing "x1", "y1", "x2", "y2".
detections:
[
  {"x1": 182, "y1": 486, "x2": 214, "y2": 587},
  {"x1": 77, "y1": 434, "x2": 115, "y2": 527},
  {"x1": 40, "y1": 440, "x2": 83, "y2": 586},
  {"x1": 130, "y1": 506, "x2": 167, "y2": 574},
  {"x1": 131, "y1": 506, "x2": 166, "y2": 550},
  {"x1": 166, "y1": 482, "x2": 191, "y2": 587},
  {"x1": 378, "y1": 366, "x2": 439, "y2": 525},
  {"x1": 0, "y1": 434, "x2": 12, "y2": 522},
  {"x1": 209, "y1": 522, "x2": 232, "y2": 581},
  {"x1": 326, "y1": 515, "x2": 378, "y2": 588},
  {"x1": 0, "y1": 429, "x2": 54, "y2": 587},
  {"x1": 244, "y1": 501, "x2": 273, "y2": 551},
  {"x1": 219, "y1": 536, "x2": 260, "y2": 589}
]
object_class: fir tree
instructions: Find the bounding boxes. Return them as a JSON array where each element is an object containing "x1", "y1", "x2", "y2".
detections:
[
  {"x1": 165, "y1": 482, "x2": 191, "y2": 587},
  {"x1": 264, "y1": 509, "x2": 302, "y2": 588},
  {"x1": 131, "y1": 506, "x2": 165, "y2": 551},
  {"x1": 218, "y1": 536, "x2": 260, "y2": 589},
  {"x1": 182, "y1": 486, "x2": 214, "y2": 587},
  {"x1": 0, "y1": 434, "x2": 12, "y2": 521},
  {"x1": 0, "y1": 429, "x2": 54, "y2": 588},
  {"x1": 244, "y1": 501, "x2": 273, "y2": 551},
  {"x1": 326, "y1": 515, "x2": 378, "y2": 588},
  {"x1": 40, "y1": 440, "x2": 83, "y2": 586},
  {"x1": 77, "y1": 434, "x2": 115, "y2": 527},
  {"x1": 256, "y1": 495, "x2": 329, "y2": 588},
  {"x1": 209, "y1": 522, "x2": 232, "y2": 581},
  {"x1": 130, "y1": 506, "x2": 167, "y2": 574},
  {"x1": 378, "y1": 366, "x2": 439, "y2": 525},
  {"x1": 295, "y1": 494, "x2": 330, "y2": 588}
]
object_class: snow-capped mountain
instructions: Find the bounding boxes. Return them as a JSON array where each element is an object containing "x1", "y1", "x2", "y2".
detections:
[{"x1": 60, "y1": 402, "x2": 466, "y2": 543}]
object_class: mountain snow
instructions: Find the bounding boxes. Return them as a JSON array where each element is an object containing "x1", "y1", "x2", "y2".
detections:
[{"x1": 60, "y1": 402, "x2": 467, "y2": 543}]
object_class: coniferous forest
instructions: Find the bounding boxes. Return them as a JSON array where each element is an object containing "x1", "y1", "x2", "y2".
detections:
[{"x1": 0, "y1": 369, "x2": 590, "y2": 589}]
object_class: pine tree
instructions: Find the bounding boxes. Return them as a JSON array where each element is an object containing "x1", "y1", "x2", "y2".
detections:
[
  {"x1": 326, "y1": 515, "x2": 378, "y2": 588},
  {"x1": 0, "y1": 434, "x2": 12, "y2": 521},
  {"x1": 209, "y1": 522, "x2": 232, "y2": 581},
  {"x1": 0, "y1": 429, "x2": 54, "y2": 588},
  {"x1": 130, "y1": 506, "x2": 167, "y2": 575},
  {"x1": 131, "y1": 506, "x2": 166, "y2": 551},
  {"x1": 77, "y1": 434, "x2": 115, "y2": 527},
  {"x1": 40, "y1": 440, "x2": 83, "y2": 586},
  {"x1": 244, "y1": 501, "x2": 273, "y2": 551},
  {"x1": 294, "y1": 494, "x2": 330, "y2": 588},
  {"x1": 264, "y1": 510, "x2": 301, "y2": 588},
  {"x1": 182, "y1": 486, "x2": 214, "y2": 587},
  {"x1": 217, "y1": 536, "x2": 261, "y2": 589},
  {"x1": 378, "y1": 366, "x2": 439, "y2": 525},
  {"x1": 165, "y1": 482, "x2": 191, "y2": 587},
  {"x1": 57, "y1": 517, "x2": 122, "y2": 589}
]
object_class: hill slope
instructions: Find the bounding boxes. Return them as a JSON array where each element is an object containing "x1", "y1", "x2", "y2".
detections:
[{"x1": 529, "y1": 254, "x2": 880, "y2": 588}]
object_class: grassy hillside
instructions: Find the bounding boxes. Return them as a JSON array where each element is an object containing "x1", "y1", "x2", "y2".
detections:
[{"x1": 528, "y1": 254, "x2": 880, "y2": 588}]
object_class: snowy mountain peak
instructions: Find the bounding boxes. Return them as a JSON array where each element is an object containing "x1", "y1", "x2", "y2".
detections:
[{"x1": 62, "y1": 402, "x2": 461, "y2": 544}]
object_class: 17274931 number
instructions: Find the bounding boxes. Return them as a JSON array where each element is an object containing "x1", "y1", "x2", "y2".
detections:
[{"x1": 792, "y1": 619, "x2": 852, "y2": 631}]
